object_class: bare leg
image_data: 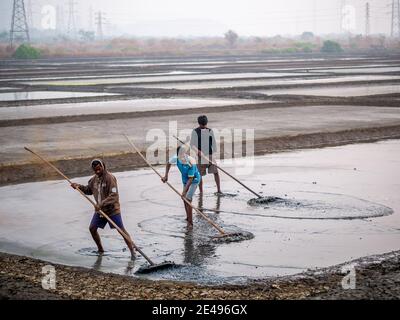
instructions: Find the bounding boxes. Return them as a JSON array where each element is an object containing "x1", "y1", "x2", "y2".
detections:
[
  {"x1": 198, "y1": 193, "x2": 204, "y2": 212},
  {"x1": 199, "y1": 178, "x2": 204, "y2": 194},
  {"x1": 214, "y1": 172, "x2": 222, "y2": 193},
  {"x1": 120, "y1": 227, "x2": 136, "y2": 258},
  {"x1": 184, "y1": 200, "x2": 193, "y2": 226},
  {"x1": 89, "y1": 226, "x2": 105, "y2": 254}
]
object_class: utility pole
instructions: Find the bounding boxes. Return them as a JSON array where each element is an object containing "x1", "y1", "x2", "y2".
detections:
[
  {"x1": 366, "y1": 2, "x2": 370, "y2": 36},
  {"x1": 340, "y1": 0, "x2": 347, "y2": 33},
  {"x1": 88, "y1": 5, "x2": 94, "y2": 31},
  {"x1": 56, "y1": 5, "x2": 65, "y2": 33},
  {"x1": 67, "y1": 0, "x2": 77, "y2": 37},
  {"x1": 312, "y1": 0, "x2": 317, "y2": 34},
  {"x1": 95, "y1": 11, "x2": 106, "y2": 40},
  {"x1": 10, "y1": 0, "x2": 30, "y2": 48},
  {"x1": 26, "y1": 0, "x2": 33, "y2": 29},
  {"x1": 391, "y1": 0, "x2": 400, "y2": 38}
]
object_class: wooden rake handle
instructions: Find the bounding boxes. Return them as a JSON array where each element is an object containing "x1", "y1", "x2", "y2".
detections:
[{"x1": 173, "y1": 135, "x2": 262, "y2": 199}]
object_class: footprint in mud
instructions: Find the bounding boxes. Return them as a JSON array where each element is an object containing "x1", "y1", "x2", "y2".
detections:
[{"x1": 246, "y1": 191, "x2": 393, "y2": 220}]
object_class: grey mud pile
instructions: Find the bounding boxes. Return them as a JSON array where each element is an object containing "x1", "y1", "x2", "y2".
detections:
[{"x1": 1, "y1": 251, "x2": 399, "y2": 300}]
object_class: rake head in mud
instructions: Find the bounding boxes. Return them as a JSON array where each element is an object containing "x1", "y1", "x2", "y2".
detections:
[
  {"x1": 211, "y1": 231, "x2": 254, "y2": 244},
  {"x1": 135, "y1": 261, "x2": 178, "y2": 274},
  {"x1": 248, "y1": 196, "x2": 287, "y2": 206}
]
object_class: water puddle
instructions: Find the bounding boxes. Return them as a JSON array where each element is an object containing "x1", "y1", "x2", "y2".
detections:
[
  {"x1": 0, "y1": 98, "x2": 263, "y2": 120},
  {"x1": 246, "y1": 192, "x2": 393, "y2": 219},
  {"x1": 22, "y1": 72, "x2": 309, "y2": 86},
  {"x1": 252, "y1": 84, "x2": 400, "y2": 97},
  {"x1": 0, "y1": 91, "x2": 117, "y2": 102},
  {"x1": 311, "y1": 67, "x2": 400, "y2": 74},
  {"x1": 133, "y1": 75, "x2": 400, "y2": 90},
  {"x1": 0, "y1": 140, "x2": 399, "y2": 284}
]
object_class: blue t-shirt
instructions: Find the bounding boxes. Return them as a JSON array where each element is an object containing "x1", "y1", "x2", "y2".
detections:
[{"x1": 169, "y1": 155, "x2": 201, "y2": 185}]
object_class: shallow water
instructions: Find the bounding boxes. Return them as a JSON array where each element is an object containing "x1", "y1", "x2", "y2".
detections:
[
  {"x1": 252, "y1": 84, "x2": 400, "y2": 97},
  {"x1": 0, "y1": 140, "x2": 399, "y2": 284},
  {"x1": 246, "y1": 192, "x2": 393, "y2": 219},
  {"x1": 310, "y1": 66, "x2": 400, "y2": 74},
  {"x1": 0, "y1": 98, "x2": 263, "y2": 120},
  {"x1": 0, "y1": 87, "x2": 19, "y2": 91},
  {"x1": 0, "y1": 91, "x2": 117, "y2": 101},
  {"x1": 106, "y1": 58, "x2": 329, "y2": 67},
  {"x1": 0, "y1": 72, "x2": 203, "y2": 83},
  {"x1": 134, "y1": 75, "x2": 400, "y2": 90},
  {"x1": 23, "y1": 72, "x2": 309, "y2": 86}
]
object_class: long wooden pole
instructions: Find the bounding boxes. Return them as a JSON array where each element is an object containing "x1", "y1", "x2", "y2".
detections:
[
  {"x1": 173, "y1": 135, "x2": 262, "y2": 199},
  {"x1": 24, "y1": 147, "x2": 155, "y2": 266},
  {"x1": 123, "y1": 135, "x2": 227, "y2": 236}
]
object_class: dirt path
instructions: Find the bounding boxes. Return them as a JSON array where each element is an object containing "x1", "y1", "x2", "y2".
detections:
[{"x1": 1, "y1": 251, "x2": 399, "y2": 300}]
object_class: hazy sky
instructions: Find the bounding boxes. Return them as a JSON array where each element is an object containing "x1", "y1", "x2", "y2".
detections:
[{"x1": 0, "y1": 0, "x2": 391, "y2": 37}]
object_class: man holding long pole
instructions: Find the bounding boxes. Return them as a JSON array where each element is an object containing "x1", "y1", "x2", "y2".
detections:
[
  {"x1": 71, "y1": 159, "x2": 135, "y2": 257},
  {"x1": 190, "y1": 115, "x2": 222, "y2": 195}
]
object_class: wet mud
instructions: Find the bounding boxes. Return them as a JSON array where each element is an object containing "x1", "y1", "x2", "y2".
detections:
[
  {"x1": 0, "y1": 54, "x2": 400, "y2": 290},
  {"x1": 248, "y1": 196, "x2": 287, "y2": 205},
  {"x1": 135, "y1": 261, "x2": 178, "y2": 274},
  {"x1": 0, "y1": 140, "x2": 399, "y2": 285},
  {"x1": 247, "y1": 192, "x2": 393, "y2": 220}
]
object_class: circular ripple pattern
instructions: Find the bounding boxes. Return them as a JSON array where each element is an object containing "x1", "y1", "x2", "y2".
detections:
[{"x1": 247, "y1": 191, "x2": 393, "y2": 220}]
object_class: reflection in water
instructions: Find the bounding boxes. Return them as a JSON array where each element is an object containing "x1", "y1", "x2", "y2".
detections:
[
  {"x1": 0, "y1": 91, "x2": 113, "y2": 101},
  {"x1": 14, "y1": 92, "x2": 29, "y2": 100},
  {"x1": 91, "y1": 251, "x2": 136, "y2": 275},
  {"x1": 182, "y1": 194, "x2": 222, "y2": 266},
  {"x1": 124, "y1": 259, "x2": 136, "y2": 276},
  {"x1": 92, "y1": 254, "x2": 103, "y2": 271}
]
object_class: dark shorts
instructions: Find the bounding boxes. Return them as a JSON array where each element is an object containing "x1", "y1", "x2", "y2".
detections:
[
  {"x1": 198, "y1": 163, "x2": 218, "y2": 176},
  {"x1": 89, "y1": 213, "x2": 124, "y2": 230},
  {"x1": 198, "y1": 156, "x2": 218, "y2": 176}
]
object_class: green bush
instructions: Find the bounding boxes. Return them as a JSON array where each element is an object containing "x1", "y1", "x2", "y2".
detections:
[
  {"x1": 321, "y1": 40, "x2": 343, "y2": 53},
  {"x1": 295, "y1": 42, "x2": 314, "y2": 52},
  {"x1": 13, "y1": 44, "x2": 41, "y2": 59},
  {"x1": 282, "y1": 47, "x2": 297, "y2": 53}
]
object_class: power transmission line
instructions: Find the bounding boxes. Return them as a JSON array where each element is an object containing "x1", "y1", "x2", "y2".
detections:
[
  {"x1": 312, "y1": 0, "x2": 317, "y2": 33},
  {"x1": 95, "y1": 11, "x2": 106, "y2": 40},
  {"x1": 366, "y1": 2, "x2": 371, "y2": 36},
  {"x1": 67, "y1": 0, "x2": 77, "y2": 37},
  {"x1": 26, "y1": 0, "x2": 33, "y2": 28},
  {"x1": 391, "y1": 0, "x2": 400, "y2": 37},
  {"x1": 88, "y1": 5, "x2": 94, "y2": 31},
  {"x1": 9, "y1": 0, "x2": 30, "y2": 48},
  {"x1": 56, "y1": 5, "x2": 65, "y2": 33}
]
